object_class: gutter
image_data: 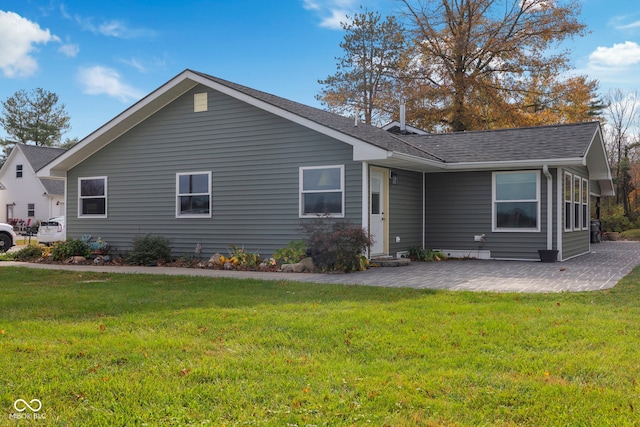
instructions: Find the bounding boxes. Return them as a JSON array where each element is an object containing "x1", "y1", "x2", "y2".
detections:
[{"x1": 543, "y1": 165, "x2": 553, "y2": 251}]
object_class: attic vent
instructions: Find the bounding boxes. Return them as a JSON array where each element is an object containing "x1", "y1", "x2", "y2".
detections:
[{"x1": 194, "y1": 92, "x2": 208, "y2": 112}]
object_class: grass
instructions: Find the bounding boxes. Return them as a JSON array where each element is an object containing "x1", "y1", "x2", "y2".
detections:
[{"x1": 1, "y1": 266, "x2": 640, "y2": 426}]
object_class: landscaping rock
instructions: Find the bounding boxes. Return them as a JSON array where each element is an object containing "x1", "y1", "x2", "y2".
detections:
[
  {"x1": 282, "y1": 262, "x2": 304, "y2": 273},
  {"x1": 301, "y1": 257, "x2": 315, "y2": 272},
  {"x1": 208, "y1": 253, "x2": 223, "y2": 265},
  {"x1": 282, "y1": 257, "x2": 315, "y2": 273}
]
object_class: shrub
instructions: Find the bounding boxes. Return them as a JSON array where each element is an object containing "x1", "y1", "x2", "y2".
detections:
[
  {"x1": 407, "y1": 246, "x2": 448, "y2": 261},
  {"x1": 11, "y1": 244, "x2": 45, "y2": 261},
  {"x1": 601, "y1": 212, "x2": 632, "y2": 233},
  {"x1": 273, "y1": 240, "x2": 307, "y2": 264},
  {"x1": 126, "y1": 234, "x2": 172, "y2": 265},
  {"x1": 300, "y1": 217, "x2": 373, "y2": 272},
  {"x1": 227, "y1": 245, "x2": 262, "y2": 269},
  {"x1": 81, "y1": 235, "x2": 110, "y2": 254},
  {"x1": 51, "y1": 239, "x2": 91, "y2": 261}
]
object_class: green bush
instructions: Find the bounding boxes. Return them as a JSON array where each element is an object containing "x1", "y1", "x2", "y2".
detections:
[
  {"x1": 273, "y1": 240, "x2": 307, "y2": 264},
  {"x1": 51, "y1": 239, "x2": 91, "y2": 261},
  {"x1": 126, "y1": 234, "x2": 172, "y2": 265},
  {"x1": 300, "y1": 217, "x2": 372, "y2": 272},
  {"x1": 601, "y1": 212, "x2": 632, "y2": 232},
  {"x1": 11, "y1": 244, "x2": 44, "y2": 261},
  {"x1": 407, "y1": 246, "x2": 448, "y2": 261}
]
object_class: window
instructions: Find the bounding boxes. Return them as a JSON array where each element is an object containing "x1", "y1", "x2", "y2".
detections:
[
  {"x1": 176, "y1": 172, "x2": 211, "y2": 217},
  {"x1": 493, "y1": 171, "x2": 540, "y2": 232},
  {"x1": 582, "y1": 178, "x2": 589, "y2": 230},
  {"x1": 574, "y1": 175, "x2": 581, "y2": 231},
  {"x1": 16, "y1": 164, "x2": 23, "y2": 178},
  {"x1": 300, "y1": 165, "x2": 344, "y2": 217},
  {"x1": 79, "y1": 177, "x2": 107, "y2": 217},
  {"x1": 564, "y1": 172, "x2": 572, "y2": 231},
  {"x1": 27, "y1": 203, "x2": 35, "y2": 217}
]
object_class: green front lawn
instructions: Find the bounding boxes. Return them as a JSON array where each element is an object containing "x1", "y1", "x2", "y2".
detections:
[{"x1": 1, "y1": 266, "x2": 639, "y2": 425}]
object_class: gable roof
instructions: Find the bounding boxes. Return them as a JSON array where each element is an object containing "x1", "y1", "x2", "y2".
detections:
[
  {"x1": 19, "y1": 144, "x2": 67, "y2": 171},
  {"x1": 0, "y1": 144, "x2": 66, "y2": 195},
  {"x1": 36, "y1": 69, "x2": 613, "y2": 195}
]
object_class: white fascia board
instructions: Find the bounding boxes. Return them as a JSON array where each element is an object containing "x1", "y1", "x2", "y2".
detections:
[
  {"x1": 443, "y1": 158, "x2": 584, "y2": 171},
  {"x1": 387, "y1": 152, "x2": 446, "y2": 170},
  {"x1": 38, "y1": 73, "x2": 199, "y2": 178}
]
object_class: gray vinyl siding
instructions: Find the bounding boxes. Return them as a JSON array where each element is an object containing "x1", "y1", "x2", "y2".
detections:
[
  {"x1": 66, "y1": 85, "x2": 362, "y2": 258},
  {"x1": 387, "y1": 168, "x2": 423, "y2": 255},
  {"x1": 561, "y1": 166, "x2": 590, "y2": 259},
  {"x1": 425, "y1": 170, "x2": 549, "y2": 260}
]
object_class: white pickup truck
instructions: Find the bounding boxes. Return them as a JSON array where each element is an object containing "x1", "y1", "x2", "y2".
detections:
[{"x1": 0, "y1": 222, "x2": 17, "y2": 252}]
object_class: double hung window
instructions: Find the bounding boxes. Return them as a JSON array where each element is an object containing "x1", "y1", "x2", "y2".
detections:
[
  {"x1": 299, "y1": 165, "x2": 344, "y2": 217},
  {"x1": 79, "y1": 177, "x2": 107, "y2": 217},
  {"x1": 176, "y1": 172, "x2": 211, "y2": 217},
  {"x1": 493, "y1": 171, "x2": 540, "y2": 232}
]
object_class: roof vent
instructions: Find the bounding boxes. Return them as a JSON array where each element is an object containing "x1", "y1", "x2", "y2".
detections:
[{"x1": 194, "y1": 92, "x2": 208, "y2": 112}]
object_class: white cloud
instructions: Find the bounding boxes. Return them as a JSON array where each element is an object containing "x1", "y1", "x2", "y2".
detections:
[
  {"x1": 59, "y1": 39, "x2": 79, "y2": 58},
  {"x1": 0, "y1": 11, "x2": 60, "y2": 78},
  {"x1": 120, "y1": 57, "x2": 146, "y2": 73},
  {"x1": 74, "y1": 15, "x2": 156, "y2": 39},
  {"x1": 77, "y1": 65, "x2": 144, "y2": 102},
  {"x1": 301, "y1": 0, "x2": 358, "y2": 30},
  {"x1": 589, "y1": 41, "x2": 640, "y2": 67},
  {"x1": 616, "y1": 21, "x2": 640, "y2": 30}
]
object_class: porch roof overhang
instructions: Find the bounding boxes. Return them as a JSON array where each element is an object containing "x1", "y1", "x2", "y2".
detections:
[{"x1": 361, "y1": 150, "x2": 615, "y2": 197}]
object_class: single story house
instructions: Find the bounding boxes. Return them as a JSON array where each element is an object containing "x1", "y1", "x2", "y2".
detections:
[
  {"x1": 0, "y1": 143, "x2": 66, "y2": 229},
  {"x1": 38, "y1": 69, "x2": 613, "y2": 261}
]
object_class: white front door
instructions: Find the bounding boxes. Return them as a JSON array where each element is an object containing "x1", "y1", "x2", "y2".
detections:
[{"x1": 370, "y1": 168, "x2": 388, "y2": 256}]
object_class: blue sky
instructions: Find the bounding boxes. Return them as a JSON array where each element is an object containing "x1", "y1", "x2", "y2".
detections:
[{"x1": 1, "y1": 0, "x2": 639, "y2": 141}]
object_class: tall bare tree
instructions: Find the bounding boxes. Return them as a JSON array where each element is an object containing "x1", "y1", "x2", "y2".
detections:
[
  {"x1": 603, "y1": 89, "x2": 640, "y2": 217},
  {"x1": 317, "y1": 8, "x2": 407, "y2": 125},
  {"x1": 399, "y1": 0, "x2": 590, "y2": 132}
]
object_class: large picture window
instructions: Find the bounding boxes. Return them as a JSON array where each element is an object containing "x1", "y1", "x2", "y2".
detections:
[
  {"x1": 176, "y1": 172, "x2": 211, "y2": 217},
  {"x1": 79, "y1": 177, "x2": 107, "y2": 217},
  {"x1": 493, "y1": 171, "x2": 540, "y2": 232},
  {"x1": 299, "y1": 165, "x2": 344, "y2": 217}
]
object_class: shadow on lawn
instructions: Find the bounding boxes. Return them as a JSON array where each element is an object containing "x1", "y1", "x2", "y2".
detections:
[{"x1": 0, "y1": 266, "x2": 437, "y2": 321}]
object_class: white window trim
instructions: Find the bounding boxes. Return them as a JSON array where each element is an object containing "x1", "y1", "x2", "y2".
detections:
[
  {"x1": 564, "y1": 172, "x2": 573, "y2": 232},
  {"x1": 176, "y1": 171, "x2": 212, "y2": 218},
  {"x1": 492, "y1": 170, "x2": 541, "y2": 233},
  {"x1": 78, "y1": 176, "x2": 108, "y2": 218},
  {"x1": 582, "y1": 178, "x2": 589, "y2": 231},
  {"x1": 573, "y1": 175, "x2": 582, "y2": 231},
  {"x1": 299, "y1": 165, "x2": 345, "y2": 218}
]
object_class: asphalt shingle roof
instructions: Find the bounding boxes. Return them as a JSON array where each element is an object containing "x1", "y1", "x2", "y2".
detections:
[
  {"x1": 19, "y1": 144, "x2": 67, "y2": 171},
  {"x1": 397, "y1": 122, "x2": 600, "y2": 164},
  {"x1": 192, "y1": 70, "x2": 600, "y2": 165},
  {"x1": 192, "y1": 70, "x2": 444, "y2": 162}
]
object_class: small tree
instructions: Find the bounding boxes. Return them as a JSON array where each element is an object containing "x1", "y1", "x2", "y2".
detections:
[
  {"x1": 301, "y1": 217, "x2": 373, "y2": 272},
  {"x1": 0, "y1": 88, "x2": 71, "y2": 147}
]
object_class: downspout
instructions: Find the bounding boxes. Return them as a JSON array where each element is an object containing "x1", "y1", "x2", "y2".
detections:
[
  {"x1": 543, "y1": 165, "x2": 553, "y2": 250},
  {"x1": 362, "y1": 162, "x2": 370, "y2": 258}
]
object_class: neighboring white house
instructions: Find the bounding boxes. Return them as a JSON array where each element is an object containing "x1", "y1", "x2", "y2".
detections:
[{"x1": 0, "y1": 144, "x2": 66, "y2": 229}]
